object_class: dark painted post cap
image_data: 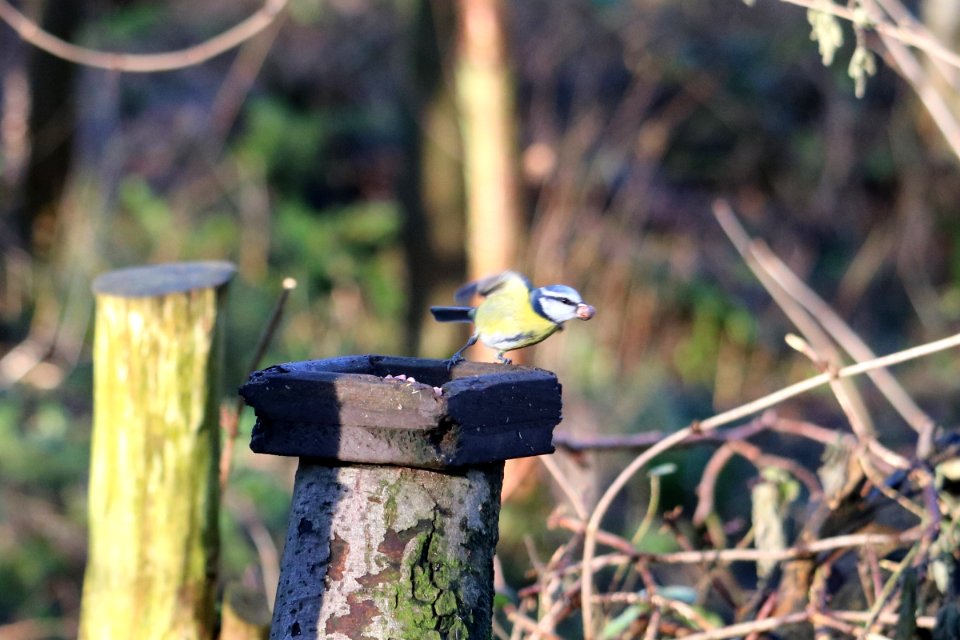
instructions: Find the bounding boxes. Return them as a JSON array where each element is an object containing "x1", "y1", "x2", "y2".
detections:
[
  {"x1": 92, "y1": 261, "x2": 236, "y2": 297},
  {"x1": 240, "y1": 355, "x2": 563, "y2": 469}
]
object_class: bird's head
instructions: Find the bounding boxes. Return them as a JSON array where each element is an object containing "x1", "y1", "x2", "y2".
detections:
[{"x1": 532, "y1": 284, "x2": 596, "y2": 324}]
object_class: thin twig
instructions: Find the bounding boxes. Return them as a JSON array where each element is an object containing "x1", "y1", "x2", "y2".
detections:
[
  {"x1": 713, "y1": 200, "x2": 911, "y2": 470},
  {"x1": 872, "y1": 0, "x2": 960, "y2": 90},
  {"x1": 694, "y1": 444, "x2": 741, "y2": 526},
  {"x1": 571, "y1": 531, "x2": 923, "y2": 637},
  {"x1": 679, "y1": 611, "x2": 810, "y2": 640},
  {"x1": 225, "y1": 493, "x2": 281, "y2": 611},
  {"x1": 219, "y1": 277, "x2": 297, "y2": 490},
  {"x1": 857, "y1": 540, "x2": 921, "y2": 637},
  {"x1": 538, "y1": 454, "x2": 587, "y2": 520},
  {"x1": 750, "y1": 242, "x2": 934, "y2": 438},
  {"x1": 644, "y1": 608, "x2": 662, "y2": 640},
  {"x1": 0, "y1": 0, "x2": 290, "y2": 73},
  {"x1": 581, "y1": 330, "x2": 957, "y2": 640},
  {"x1": 554, "y1": 411, "x2": 852, "y2": 453},
  {"x1": 701, "y1": 329, "x2": 960, "y2": 434},
  {"x1": 745, "y1": 593, "x2": 779, "y2": 640},
  {"x1": 866, "y1": 0, "x2": 960, "y2": 161},
  {"x1": 551, "y1": 515, "x2": 636, "y2": 555},
  {"x1": 856, "y1": 454, "x2": 926, "y2": 520},
  {"x1": 716, "y1": 206, "x2": 877, "y2": 443},
  {"x1": 503, "y1": 603, "x2": 563, "y2": 640},
  {"x1": 596, "y1": 591, "x2": 719, "y2": 633},
  {"x1": 832, "y1": 609, "x2": 936, "y2": 629},
  {"x1": 732, "y1": 439, "x2": 822, "y2": 497},
  {"x1": 761, "y1": 414, "x2": 857, "y2": 446},
  {"x1": 527, "y1": 578, "x2": 581, "y2": 640},
  {"x1": 581, "y1": 529, "x2": 922, "y2": 569}
]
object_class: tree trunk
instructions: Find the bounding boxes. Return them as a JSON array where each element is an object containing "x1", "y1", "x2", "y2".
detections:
[
  {"x1": 20, "y1": 0, "x2": 82, "y2": 258},
  {"x1": 400, "y1": 0, "x2": 466, "y2": 357},
  {"x1": 455, "y1": 0, "x2": 522, "y2": 283}
]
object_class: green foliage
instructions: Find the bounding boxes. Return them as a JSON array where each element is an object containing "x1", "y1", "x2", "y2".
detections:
[
  {"x1": 0, "y1": 391, "x2": 90, "y2": 624},
  {"x1": 269, "y1": 198, "x2": 404, "y2": 356},
  {"x1": 0, "y1": 397, "x2": 89, "y2": 489},
  {"x1": 82, "y1": 5, "x2": 167, "y2": 43},
  {"x1": 120, "y1": 178, "x2": 173, "y2": 240},
  {"x1": 633, "y1": 528, "x2": 681, "y2": 554},
  {"x1": 602, "y1": 604, "x2": 646, "y2": 638},
  {"x1": 672, "y1": 283, "x2": 757, "y2": 386},
  {"x1": 218, "y1": 468, "x2": 293, "y2": 575},
  {"x1": 115, "y1": 177, "x2": 241, "y2": 263},
  {"x1": 274, "y1": 200, "x2": 401, "y2": 285},
  {"x1": 237, "y1": 100, "x2": 330, "y2": 194}
]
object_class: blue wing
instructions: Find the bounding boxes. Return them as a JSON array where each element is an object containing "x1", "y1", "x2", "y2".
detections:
[{"x1": 454, "y1": 271, "x2": 532, "y2": 304}]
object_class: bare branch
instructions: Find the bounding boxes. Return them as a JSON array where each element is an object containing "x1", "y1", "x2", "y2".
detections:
[
  {"x1": 581, "y1": 324, "x2": 960, "y2": 636},
  {"x1": 0, "y1": 0, "x2": 290, "y2": 73},
  {"x1": 776, "y1": 0, "x2": 960, "y2": 71},
  {"x1": 679, "y1": 612, "x2": 810, "y2": 640}
]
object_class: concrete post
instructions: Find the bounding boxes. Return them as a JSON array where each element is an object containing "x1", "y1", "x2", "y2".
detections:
[{"x1": 240, "y1": 355, "x2": 563, "y2": 639}]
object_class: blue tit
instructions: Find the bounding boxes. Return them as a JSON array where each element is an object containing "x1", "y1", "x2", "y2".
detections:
[{"x1": 430, "y1": 271, "x2": 596, "y2": 365}]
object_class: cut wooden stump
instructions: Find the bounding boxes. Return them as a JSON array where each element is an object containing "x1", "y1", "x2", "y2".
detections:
[{"x1": 80, "y1": 261, "x2": 234, "y2": 640}]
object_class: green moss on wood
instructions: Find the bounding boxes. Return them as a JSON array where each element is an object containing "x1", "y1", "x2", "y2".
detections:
[{"x1": 388, "y1": 510, "x2": 478, "y2": 639}]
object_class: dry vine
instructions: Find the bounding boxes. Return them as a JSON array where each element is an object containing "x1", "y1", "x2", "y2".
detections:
[
  {"x1": 0, "y1": 0, "x2": 289, "y2": 73},
  {"x1": 503, "y1": 201, "x2": 960, "y2": 639}
]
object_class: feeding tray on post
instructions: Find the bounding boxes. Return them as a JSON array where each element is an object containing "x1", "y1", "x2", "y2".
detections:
[{"x1": 242, "y1": 354, "x2": 562, "y2": 469}]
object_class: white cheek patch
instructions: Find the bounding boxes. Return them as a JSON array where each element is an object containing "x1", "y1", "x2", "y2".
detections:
[{"x1": 540, "y1": 297, "x2": 578, "y2": 323}]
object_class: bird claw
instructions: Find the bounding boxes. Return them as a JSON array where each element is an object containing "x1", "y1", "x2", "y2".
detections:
[
  {"x1": 446, "y1": 354, "x2": 465, "y2": 370},
  {"x1": 496, "y1": 353, "x2": 512, "y2": 365}
]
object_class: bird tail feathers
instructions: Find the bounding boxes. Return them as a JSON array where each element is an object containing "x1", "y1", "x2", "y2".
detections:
[{"x1": 430, "y1": 306, "x2": 474, "y2": 323}]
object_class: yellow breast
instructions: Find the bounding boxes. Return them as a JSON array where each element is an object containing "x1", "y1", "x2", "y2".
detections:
[{"x1": 473, "y1": 277, "x2": 559, "y2": 351}]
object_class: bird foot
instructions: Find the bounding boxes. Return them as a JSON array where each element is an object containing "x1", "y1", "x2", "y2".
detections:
[
  {"x1": 446, "y1": 353, "x2": 465, "y2": 370},
  {"x1": 496, "y1": 353, "x2": 512, "y2": 365}
]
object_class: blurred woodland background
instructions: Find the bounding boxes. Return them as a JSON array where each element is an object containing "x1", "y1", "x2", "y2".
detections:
[{"x1": 4, "y1": 0, "x2": 960, "y2": 638}]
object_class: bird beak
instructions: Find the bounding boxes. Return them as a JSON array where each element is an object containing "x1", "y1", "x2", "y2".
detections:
[{"x1": 576, "y1": 303, "x2": 595, "y2": 320}]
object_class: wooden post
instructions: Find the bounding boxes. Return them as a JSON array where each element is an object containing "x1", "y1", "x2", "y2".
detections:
[
  {"x1": 80, "y1": 261, "x2": 235, "y2": 640},
  {"x1": 240, "y1": 355, "x2": 563, "y2": 639}
]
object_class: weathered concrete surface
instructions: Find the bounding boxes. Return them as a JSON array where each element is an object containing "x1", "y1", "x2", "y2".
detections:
[
  {"x1": 270, "y1": 462, "x2": 503, "y2": 640},
  {"x1": 245, "y1": 355, "x2": 564, "y2": 638}
]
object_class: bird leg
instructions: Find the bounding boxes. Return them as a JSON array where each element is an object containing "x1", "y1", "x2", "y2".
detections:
[
  {"x1": 496, "y1": 352, "x2": 512, "y2": 365},
  {"x1": 447, "y1": 334, "x2": 478, "y2": 369}
]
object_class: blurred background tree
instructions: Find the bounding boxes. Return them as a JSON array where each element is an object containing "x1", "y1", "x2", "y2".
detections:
[{"x1": 2, "y1": 0, "x2": 960, "y2": 637}]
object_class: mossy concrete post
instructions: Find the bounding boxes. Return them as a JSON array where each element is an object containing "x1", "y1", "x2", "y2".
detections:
[
  {"x1": 240, "y1": 355, "x2": 563, "y2": 640},
  {"x1": 81, "y1": 261, "x2": 235, "y2": 640}
]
